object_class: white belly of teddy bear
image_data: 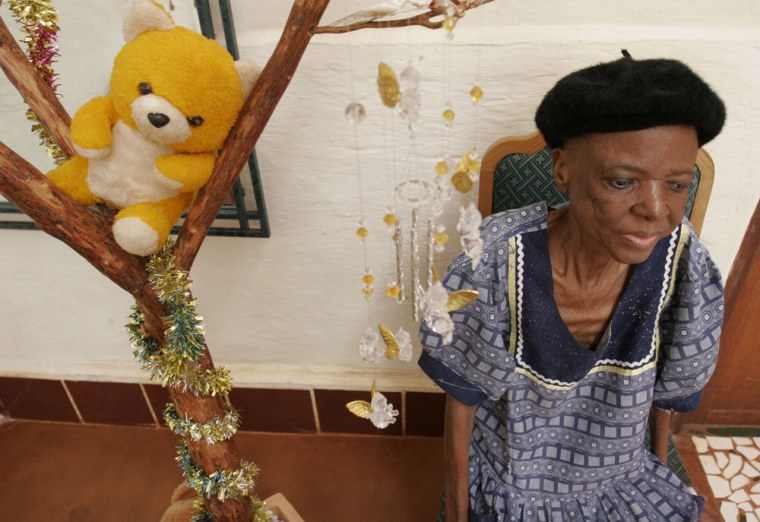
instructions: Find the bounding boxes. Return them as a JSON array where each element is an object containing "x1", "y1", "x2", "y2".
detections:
[{"x1": 87, "y1": 121, "x2": 183, "y2": 208}]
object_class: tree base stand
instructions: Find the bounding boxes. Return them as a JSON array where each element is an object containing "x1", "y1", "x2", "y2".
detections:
[{"x1": 160, "y1": 483, "x2": 304, "y2": 522}]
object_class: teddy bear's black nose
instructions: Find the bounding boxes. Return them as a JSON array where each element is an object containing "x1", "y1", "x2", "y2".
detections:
[{"x1": 148, "y1": 113, "x2": 170, "y2": 128}]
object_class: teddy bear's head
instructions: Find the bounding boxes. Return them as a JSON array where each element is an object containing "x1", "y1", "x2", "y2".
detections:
[{"x1": 110, "y1": 0, "x2": 259, "y2": 153}]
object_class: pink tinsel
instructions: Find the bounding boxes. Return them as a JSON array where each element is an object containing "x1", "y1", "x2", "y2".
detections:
[{"x1": 26, "y1": 22, "x2": 60, "y2": 90}]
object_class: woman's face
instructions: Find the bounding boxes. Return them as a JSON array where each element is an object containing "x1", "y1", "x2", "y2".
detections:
[{"x1": 553, "y1": 125, "x2": 700, "y2": 265}]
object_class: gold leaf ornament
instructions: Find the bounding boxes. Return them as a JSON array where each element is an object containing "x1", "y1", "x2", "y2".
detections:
[
  {"x1": 346, "y1": 380, "x2": 379, "y2": 419},
  {"x1": 377, "y1": 63, "x2": 401, "y2": 108},
  {"x1": 378, "y1": 323, "x2": 399, "y2": 359},
  {"x1": 346, "y1": 400, "x2": 373, "y2": 419},
  {"x1": 447, "y1": 290, "x2": 479, "y2": 312},
  {"x1": 451, "y1": 170, "x2": 473, "y2": 193}
]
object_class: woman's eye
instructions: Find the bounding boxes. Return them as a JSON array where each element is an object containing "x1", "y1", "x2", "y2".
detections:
[
  {"x1": 667, "y1": 182, "x2": 689, "y2": 192},
  {"x1": 139, "y1": 83, "x2": 152, "y2": 95},
  {"x1": 608, "y1": 179, "x2": 634, "y2": 190},
  {"x1": 188, "y1": 116, "x2": 204, "y2": 126}
]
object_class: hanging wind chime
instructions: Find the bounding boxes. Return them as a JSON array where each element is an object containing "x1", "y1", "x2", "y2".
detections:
[{"x1": 346, "y1": 1, "x2": 485, "y2": 429}]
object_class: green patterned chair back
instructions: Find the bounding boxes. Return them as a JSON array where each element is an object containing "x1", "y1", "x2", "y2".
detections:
[{"x1": 490, "y1": 147, "x2": 702, "y2": 219}]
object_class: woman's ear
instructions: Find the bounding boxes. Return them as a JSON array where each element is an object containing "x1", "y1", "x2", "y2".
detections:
[{"x1": 552, "y1": 147, "x2": 571, "y2": 193}]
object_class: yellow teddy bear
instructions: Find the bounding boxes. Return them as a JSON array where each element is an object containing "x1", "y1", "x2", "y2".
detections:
[{"x1": 48, "y1": 0, "x2": 259, "y2": 256}]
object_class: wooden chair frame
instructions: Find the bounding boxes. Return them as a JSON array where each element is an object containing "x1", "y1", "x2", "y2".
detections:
[{"x1": 477, "y1": 129, "x2": 716, "y2": 465}]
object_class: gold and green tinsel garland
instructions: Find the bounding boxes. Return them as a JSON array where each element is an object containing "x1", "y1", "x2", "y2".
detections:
[
  {"x1": 189, "y1": 495, "x2": 272, "y2": 522},
  {"x1": 127, "y1": 241, "x2": 232, "y2": 396},
  {"x1": 127, "y1": 241, "x2": 268, "y2": 520},
  {"x1": 164, "y1": 403, "x2": 240, "y2": 445},
  {"x1": 7, "y1": 0, "x2": 66, "y2": 164},
  {"x1": 176, "y1": 443, "x2": 270, "y2": 520},
  {"x1": 128, "y1": 304, "x2": 233, "y2": 396}
]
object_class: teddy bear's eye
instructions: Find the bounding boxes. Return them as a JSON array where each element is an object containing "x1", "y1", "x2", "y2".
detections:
[
  {"x1": 139, "y1": 83, "x2": 152, "y2": 95},
  {"x1": 188, "y1": 116, "x2": 204, "y2": 127}
]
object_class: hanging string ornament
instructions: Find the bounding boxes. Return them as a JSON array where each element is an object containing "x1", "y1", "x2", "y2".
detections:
[
  {"x1": 344, "y1": 30, "x2": 400, "y2": 374},
  {"x1": 7, "y1": 0, "x2": 66, "y2": 164},
  {"x1": 377, "y1": 61, "x2": 405, "y2": 304},
  {"x1": 354, "y1": 5, "x2": 486, "y2": 369},
  {"x1": 403, "y1": 0, "x2": 487, "y2": 343},
  {"x1": 436, "y1": 1, "x2": 484, "y2": 197},
  {"x1": 345, "y1": 100, "x2": 374, "y2": 303},
  {"x1": 350, "y1": 60, "x2": 424, "y2": 371},
  {"x1": 378, "y1": 59, "x2": 440, "y2": 324},
  {"x1": 342, "y1": 1, "x2": 491, "y2": 431}
]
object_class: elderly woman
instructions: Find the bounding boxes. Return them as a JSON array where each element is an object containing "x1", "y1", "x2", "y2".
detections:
[{"x1": 419, "y1": 54, "x2": 725, "y2": 521}]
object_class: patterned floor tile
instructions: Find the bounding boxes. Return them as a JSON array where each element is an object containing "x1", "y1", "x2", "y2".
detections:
[
  {"x1": 738, "y1": 446, "x2": 760, "y2": 461},
  {"x1": 699, "y1": 454, "x2": 720, "y2": 474},
  {"x1": 693, "y1": 433, "x2": 760, "y2": 522},
  {"x1": 721, "y1": 501, "x2": 739, "y2": 521},
  {"x1": 692, "y1": 435, "x2": 709, "y2": 453},
  {"x1": 706, "y1": 436, "x2": 734, "y2": 450}
]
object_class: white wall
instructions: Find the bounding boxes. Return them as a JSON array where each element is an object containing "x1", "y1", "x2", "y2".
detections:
[{"x1": 1, "y1": 1, "x2": 758, "y2": 391}]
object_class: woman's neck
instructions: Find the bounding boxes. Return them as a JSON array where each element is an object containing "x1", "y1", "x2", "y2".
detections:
[
  {"x1": 547, "y1": 207, "x2": 629, "y2": 291},
  {"x1": 547, "y1": 207, "x2": 631, "y2": 294},
  {"x1": 546, "y1": 207, "x2": 632, "y2": 349}
]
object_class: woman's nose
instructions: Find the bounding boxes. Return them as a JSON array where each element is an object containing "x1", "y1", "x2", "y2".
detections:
[{"x1": 632, "y1": 183, "x2": 669, "y2": 220}]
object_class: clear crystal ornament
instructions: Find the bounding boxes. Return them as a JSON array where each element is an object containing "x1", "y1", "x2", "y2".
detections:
[
  {"x1": 344, "y1": 102, "x2": 366, "y2": 125},
  {"x1": 394, "y1": 179, "x2": 433, "y2": 210},
  {"x1": 400, "y1": 63, "x2": 420, "y2": 91}
]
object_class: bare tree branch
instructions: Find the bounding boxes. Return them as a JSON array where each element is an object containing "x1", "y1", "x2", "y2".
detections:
[
  {"x1": 174, "y1": 0, "x2": 332, "y2": 271},
  {"x1": 313, "y1": 10, "x2": 443, "y2": 33},
  {"x1": 313, "y1": 0, "x2": 493, "y2": 34},
  {"x1": 0, "y1": 15, "x2": 75, "y2": 157},
  {"x1": 0, "y1": 141, "x2": 169, "y2": 337}
]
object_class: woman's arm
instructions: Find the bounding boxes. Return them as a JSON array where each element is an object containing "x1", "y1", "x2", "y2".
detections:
[{"x1": 444, "y1": 395, "x2": 477, "y2": 522}]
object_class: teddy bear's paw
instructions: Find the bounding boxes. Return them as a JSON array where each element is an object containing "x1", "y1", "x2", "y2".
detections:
[
  {"x1": 113, "y1": 217, "x2": 160, "y2": 256},
  {"x1": 73, "y1": 144, "x2": 111, "y2": 159}
]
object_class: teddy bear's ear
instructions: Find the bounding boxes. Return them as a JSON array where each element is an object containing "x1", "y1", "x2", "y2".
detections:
[
  {"x1": 235, "y1": 61, "x2": 262, "y2": 100},
  {"x1": 123, "y1": 0, "x2": 175, "y2": 42}
]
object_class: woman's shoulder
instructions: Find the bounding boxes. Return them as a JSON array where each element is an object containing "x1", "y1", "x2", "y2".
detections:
[
  {"x1": 677, "y1": 217, "x2": 722, "y2": 280},
  {"x1": 663, "y1": 217, "x2": 724, "y2": 313},
  {"x1": 481, "y1": 202, "x2": 549, "y2": 242}
]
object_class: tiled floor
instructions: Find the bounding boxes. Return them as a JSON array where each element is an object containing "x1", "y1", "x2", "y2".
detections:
[
  {"x1": 689, "y1": 430, "x2": 760, "y2": 522},
  {"x1": 4, "y1": 417, "x2": 755, "y2": 521},
  {"x1": 0, "y1": 419, "x2": 443, "y2": 521}
]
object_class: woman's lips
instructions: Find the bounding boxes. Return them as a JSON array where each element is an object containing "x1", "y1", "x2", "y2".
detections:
[{"x1": 620, "y1": 232, "x2": 659, "y2": 249}]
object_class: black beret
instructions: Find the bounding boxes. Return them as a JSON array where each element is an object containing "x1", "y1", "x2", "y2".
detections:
[{"x1": 535, "y1": 52, "x2": 726, "y2": 148}]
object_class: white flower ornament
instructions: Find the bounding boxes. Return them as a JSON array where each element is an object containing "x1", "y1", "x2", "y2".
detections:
[
  {"x1": 395, "y1": 327, "x2": 414, "y2": 362},
  {"x1": 346, "y1": 382, "x2": 399, "y2": 430},
  {"x1": 457, "y1": 203, "x2": 483, "y2": 269},
  {"x1": 359, "y1": 326, "x2": 384, "y2": 364}
]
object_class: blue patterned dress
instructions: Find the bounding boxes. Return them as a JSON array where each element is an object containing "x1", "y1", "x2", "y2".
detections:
[{"x1": 419, "y1": 203, "x2": 723, "y2": 521}]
